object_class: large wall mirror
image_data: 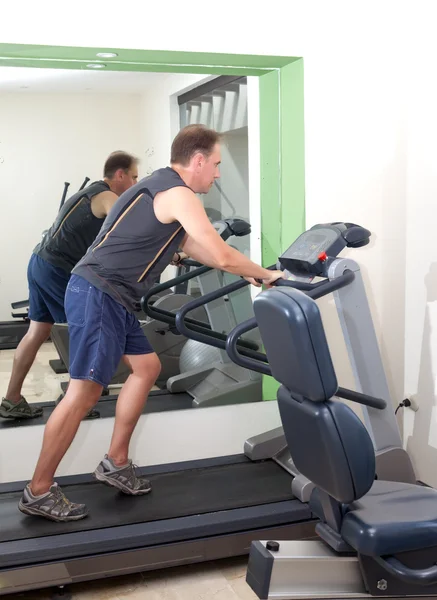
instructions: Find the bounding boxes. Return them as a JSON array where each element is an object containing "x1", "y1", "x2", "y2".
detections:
[{"x1": 0, "y1": 45, "x2": 304, "y2": 481}]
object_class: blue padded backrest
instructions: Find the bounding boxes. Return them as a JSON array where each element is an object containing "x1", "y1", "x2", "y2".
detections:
[
  {"x1": 253, "y1": 287, "x2": 338, "y2": 401},
  {"x1": 277, "y1": 386, "x2": 376, "y2": 503}
]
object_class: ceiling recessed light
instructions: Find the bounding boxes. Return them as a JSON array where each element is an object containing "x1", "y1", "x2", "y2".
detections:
[
  {"x1": 96, "y1": 52, "x2": 118, "y2": 58},
  {"x1": 86, "y1": 63, "x2": 106, "y2": 69}
]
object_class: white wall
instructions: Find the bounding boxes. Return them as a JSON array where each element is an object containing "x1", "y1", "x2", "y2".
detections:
[
  {"x1": 3, "y1": 0, "x2": 436, "y2": 481},
  {"x1": 403, "y1": 55, "x2": 437, "y2": 486},
  {"x1": 0, "y1": 92, "x2": 143, "y2": 320},
  {"x1": 139, "y1": 73, "x2": 210, "y2": 175},
  {"x1": 304, "y1": 51, "x2": 407, "y2": 403}
]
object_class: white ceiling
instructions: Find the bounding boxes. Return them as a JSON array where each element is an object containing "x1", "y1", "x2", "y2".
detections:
[{"x1": 0, "y1": 66, "x2": 171, "y2": 94}]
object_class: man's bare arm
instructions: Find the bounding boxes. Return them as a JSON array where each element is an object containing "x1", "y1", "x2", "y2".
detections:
[
  {"x1": 91, "y1": 191, "x2": 119, "y2": 218},
  {"x1": 154, "y1": 187, "x2": 284, "y2": 283}
]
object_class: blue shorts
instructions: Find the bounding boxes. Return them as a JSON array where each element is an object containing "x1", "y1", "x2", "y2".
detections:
[
  {"x1": 65, "y1": 274, "x2": 154, "y2": 388},
  {"x1": 27, "y1": 253, "x2": 70, "y2": 323}
]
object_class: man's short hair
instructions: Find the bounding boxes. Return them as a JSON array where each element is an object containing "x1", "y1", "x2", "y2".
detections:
[
  {"x1": 171, "y1": 125, "x2": 221, "y2": 166},
  {"x1": 104, "y1": 151, "x2": 138, "y2": 179}
]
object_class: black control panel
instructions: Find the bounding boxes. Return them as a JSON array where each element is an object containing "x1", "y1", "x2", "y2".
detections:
[{"x1": 279, "y1": 222, "x2": 371, "y2": 276}]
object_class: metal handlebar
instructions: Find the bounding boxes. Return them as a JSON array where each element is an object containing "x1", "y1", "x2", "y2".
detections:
[
  {"x1": 174, "y1": 279, "x2": 265, "y2": 358},
  {"x1": 226, "y1": 321, "x2": 386, "y2": 409},
  {"x1": 226, "y1": 318, "x2": 270, "y2": 375},
  {"x1": 274, "y1": 269, "x2": 355, "y2": 299},
  {"x1": 225, "y1": 271, "x2": 355, "y2": 372},
  {"x1": 180, "y1": 258, "x2": 203, "y2": 268},
  {"x1": 224, "y1": 271, "x2": 385, "y2": 409},
  {"x1": 336, "y1": 387, "x2": 386, "y2": 410},
  {"x1": 141, "y1": 267, "x2": 260, "y2": 353},
  {"x1": 141, "y1": 265, "x2": 213, "y2": 332}
]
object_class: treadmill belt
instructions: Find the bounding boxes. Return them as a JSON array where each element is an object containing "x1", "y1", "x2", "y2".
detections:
[
  {"x1": 0, "y1": 391, "x2": 193, "y2": 429},
  {"x1": 0, "y1": 460, "x2": 293, "y2": 542}
]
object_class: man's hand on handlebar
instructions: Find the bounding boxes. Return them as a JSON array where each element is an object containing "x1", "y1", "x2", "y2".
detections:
[
  {"x1": 170, "y1": 251, "x2": 188, "y2": 266},
  {"x1": 244, "y1": 270, "x2": 287, "y2": 288}
]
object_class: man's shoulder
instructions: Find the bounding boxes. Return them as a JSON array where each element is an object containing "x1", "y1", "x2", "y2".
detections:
[{"x1": 92, "y1": 189, "x2": 117, "y2": 200}]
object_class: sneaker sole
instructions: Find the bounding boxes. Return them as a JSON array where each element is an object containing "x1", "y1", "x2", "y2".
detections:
[
  {"x1": 93, "y1": 469, "x2": 152, "y2": 495},
  {"x1": 18, "y1": 501, "x2": 88, "y2": 522}
]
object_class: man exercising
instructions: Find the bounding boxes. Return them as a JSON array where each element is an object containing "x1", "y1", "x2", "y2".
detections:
[
  {"x1": 0, "y1": 152, "x2": 139, "y2": 420},
  {"x1": 19, "y1": 124, "x2": 285, "y2": 522}
]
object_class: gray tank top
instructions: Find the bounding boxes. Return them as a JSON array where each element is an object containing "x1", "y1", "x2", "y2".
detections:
[
  {"x1": 35, "y1": 180, "x2": 110, "y2": 273},
  {"x1": 73, "y1": 168, "x2": 188, "y2": 313}
]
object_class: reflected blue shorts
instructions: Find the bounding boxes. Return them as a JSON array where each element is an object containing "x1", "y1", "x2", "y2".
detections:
[{"x1": 27, "y1": 253, "x2": 69, "y2": 324}]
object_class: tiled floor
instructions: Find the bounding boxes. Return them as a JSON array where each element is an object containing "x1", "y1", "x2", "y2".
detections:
[
  {"x1": 0, "y1": 342, "x2": 70, "y2": 404},
  {"x1": 0, "y1": 344, "x2": 259, "y2": 600},
  {"x1": 5, "y1": 557, "x2": 258, "y2": 599}
]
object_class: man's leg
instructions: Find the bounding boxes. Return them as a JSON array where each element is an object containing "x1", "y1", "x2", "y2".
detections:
[
  {"x1": 4, "y1": 320, "x2": 52, "y2": 403},
  {"x1": 0, "y1": 254, "x2": 63, "y2": 419},
  {"x1": 2, "y1": 254, "x2": 70, "y2": 420},
  {"x1": 94, "y1": 317, "x2": 161, "y2": 495},
  {"x1": 19, "y1": 275, "x2": 129, "y2": 521},
  {"x1": 30, "y1": 379, "x2": 103, "y2": 495},
  {"x1": 107, "y1": 353, "x2": 161, "y2": 465},
  {"x1": 18, "y1": 379, "x2": 102, "y2": 521}
]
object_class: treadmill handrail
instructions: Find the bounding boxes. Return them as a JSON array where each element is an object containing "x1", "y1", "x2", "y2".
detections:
[
  {"x1": 174, "y1": 279, "x2": 267, "y2": 361},
  {"x1": 141, "y1": 267, "x2": 260, "y2": 353},
  {"x1": 306, "y1": 269, "x2": 355, "y2": 299},
  {"x1": 226, "y1": 318, "x2": 271, "y2": 375},
  {"x1": 335, "y1": 387, "x2": 386, "y2": 410},
  {"x1": 225, "y1": 281, "x2": 386, "y2": 410},
  {"x1": 274, "y1": 270, "x2": 356, "y2": 299},
  {"x1": 180, "y1": 258, "x2": 203, "y2": 268},
  {"x1": 224, "y1": 272, "x2": 356, "y2": 374},
  {"x1": 141, "y1": 264, "x2": 212, "y2": 322},
  {"x1": 226, "y1": 321, "x2": 387, "y2": 408}
]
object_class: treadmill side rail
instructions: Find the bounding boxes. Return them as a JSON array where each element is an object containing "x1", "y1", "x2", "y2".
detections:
[{"x1": 0, "y1": 522, "x2": 315, "y2": 597}]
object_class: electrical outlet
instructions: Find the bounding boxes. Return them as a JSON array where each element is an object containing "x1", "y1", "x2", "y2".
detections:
[{"x1": 407, "y1": 396, "x2": 419, "y2": 412}]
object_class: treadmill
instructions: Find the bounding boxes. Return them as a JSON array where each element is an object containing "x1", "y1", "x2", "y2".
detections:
[
  {"x1": 0, "y1": 222, "x2": 409, "y2": 598},
  {"x1": 0, "y1": 459, "x2": 314, "y2": 597}
]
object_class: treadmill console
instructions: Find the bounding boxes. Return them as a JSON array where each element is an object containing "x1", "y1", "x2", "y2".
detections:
[{"x1": 279, "y1": 222, "x2": 371, "y2": 276}]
